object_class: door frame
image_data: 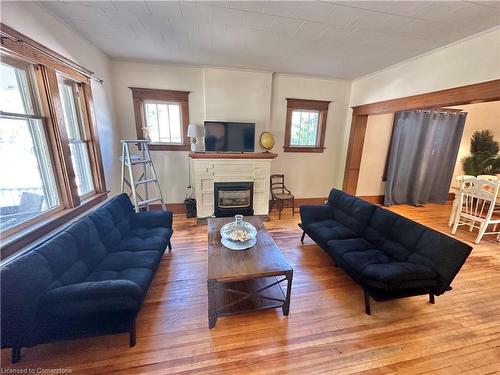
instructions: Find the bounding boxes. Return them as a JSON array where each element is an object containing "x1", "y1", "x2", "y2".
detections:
[{"x1": 342, "y1": 79, "x2": 500, "y2": 194}]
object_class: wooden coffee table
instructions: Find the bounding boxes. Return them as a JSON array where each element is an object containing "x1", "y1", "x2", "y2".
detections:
[{"x1": 207, "y1": 216, "x2": 293, "y2": 328}]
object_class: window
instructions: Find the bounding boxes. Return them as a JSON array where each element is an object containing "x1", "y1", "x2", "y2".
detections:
[
  {"x1": 0, "y1": 57, "x2": 61, "y2": 235},
  {"x1": 58, "y1": 76, "x2": 95, "y2": 197},
  {"x1": 0, "y1": 24, "x2": 108, "y2": 258},
  {"x1": 144, "y1": 102, "x2": 182, "y2": 144},
  {"x1": 284, "y1": 98, "x2": 331, "y2": 153},
  {"x1": 130, "y1": 87, "x2": 190, "y2": 151}
]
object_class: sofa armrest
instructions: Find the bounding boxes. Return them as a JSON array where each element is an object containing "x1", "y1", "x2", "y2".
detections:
[
  {"x1": 40, "y1": 280, "x2": 144, "y2": 317},
  {"x1": 43, "y1": 280, "x2": 143, "y2": 303},
  {"x1": 132, "y1": 210, "x2": 173, "y2": 229},
  {"x1": 300, "y1": 204, "x2": 334, "y2": 228}
]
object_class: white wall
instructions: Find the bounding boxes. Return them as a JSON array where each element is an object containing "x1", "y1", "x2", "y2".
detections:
[
  {"x1": 270, "y1": 74, "x2": 352, "y2": 197},
  {"x1": 110, "y1": 61, "x2": 353, "y2": 202},
  {"x1": 1, "y1": 2, "x2": 121, "y2": 194},
  {"x1": 350, "y1": 27, "x2": 500, "y2": 106},
  {"x1": 356, "y1": 114, "x2": 394, "y2": 196},
  {"x1": 204, "y1": 68, "x2": 273, "y2": 147},
  {"x1": 110, "y1": 60, "x2": 205, "y2": 203}
]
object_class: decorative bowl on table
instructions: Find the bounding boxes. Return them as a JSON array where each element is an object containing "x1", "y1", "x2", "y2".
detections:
[{"x1": 220, "y1": 215, "x2": 257, "y2": 251}]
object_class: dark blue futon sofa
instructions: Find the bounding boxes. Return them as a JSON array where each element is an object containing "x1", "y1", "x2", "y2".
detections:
[
  {"x1": 1, "y1": 193, "x2": 173, "y2": 363},
  {"x1": 300, "y1": 189, "x2": 472, "y2": 314}
]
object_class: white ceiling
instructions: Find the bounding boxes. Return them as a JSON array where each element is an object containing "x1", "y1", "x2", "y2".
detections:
[{"x1": 38, "y1": 1, "x2": 500, "y2": 79}]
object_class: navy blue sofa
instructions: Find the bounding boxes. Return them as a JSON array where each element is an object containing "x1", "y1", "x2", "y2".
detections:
[
  {"x1": 300, "y1": 189, "x2": 472, "y2": 314},
  {"x1": 1, "y1": 193, "x2": 173, "y2": 363}
]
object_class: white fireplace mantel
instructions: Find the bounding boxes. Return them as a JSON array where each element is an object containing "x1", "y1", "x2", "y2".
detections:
[{"x1": 189, "y1": 153, "x2": 277, "y2": 218}]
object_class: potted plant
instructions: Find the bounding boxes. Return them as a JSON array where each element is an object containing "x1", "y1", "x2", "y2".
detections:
[{"x1": 462, "y1": 130, "x2": 500, "y2": 175}]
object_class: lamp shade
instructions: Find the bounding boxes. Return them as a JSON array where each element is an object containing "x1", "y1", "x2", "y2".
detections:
[{"x1": 187, "y1": 124, "x2": 203, "y2": 138}]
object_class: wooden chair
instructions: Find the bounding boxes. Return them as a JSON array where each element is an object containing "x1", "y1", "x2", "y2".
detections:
[
  {"x1": 477, "y1": 175, "x2": 498, "y2": 182},
  {"x1": 270, "y1": 174, "x2": 294, "y2": 219},
  {"x1": 451, "y1": 177, "x2": 500, "y2": 243},
  {"x1": 448, "y1": 175, "x2": 475, "y2": 226}
]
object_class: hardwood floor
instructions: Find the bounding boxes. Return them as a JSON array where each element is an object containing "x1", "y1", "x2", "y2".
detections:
[{"x1": 2, "y1": 203, "x2": 499, "y2": 374}]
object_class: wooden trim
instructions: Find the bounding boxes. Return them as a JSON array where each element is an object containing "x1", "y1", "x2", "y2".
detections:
[
  {"x1": 357, "y1": 194, "x2": 454, "y2": 204},
  {"x1": 150, "y1": 202, "x2": 188, "y2": 215},
  {"x1": 1, "y1": 23, "x2": 91, "y2": 83},
  {"x1": 352, "y1": 79, "x2": 500, "y2": 116},
  {"x1": 81, "y1": 82, "x2": 107, "y2": 193},
  {"x1": 359, "y1": 195, "x2": 384, "y2": 204},
  {"x1": 129, "y1": 87, "x2": 190, "y2": 101},
  {"x1": 343, "y1": 79, "x2": 500, "y2": 195},
  {"x1": 0, "y1": 25, "x2": 108, "y2": 257},
  {"x1": 189, "y1": 152, "x2": 278, "y2": 159},
  {"x1": 150, "y1": 197, "x2": 328, "y2": 216},
  {"x1": 283, "y1": 146, "x2": 325, "y2": 153},
  {"x1": 284, "y1": 99, "x2": 330, "y2": 153},
  {"x1": 293, "y1": 197, "x2": 328, "y2": 206},
  {"x1": 286, "y1": 98, "x2": 331, "y2": 111},
  {"x1": 342, "y1": 114, "x2": 368, "y2": 194},
  {"x1": 43, "y1": 67, "x2": 81, "y2": 207},
  {"x1": 130, "y1": 87, "x2": 191, "y2": 151},
  {"x1": 1, "y1": 193, "x2": 108, "y2": 259}
]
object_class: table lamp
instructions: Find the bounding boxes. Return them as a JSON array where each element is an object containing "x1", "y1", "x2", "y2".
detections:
[{"x1": 187, "y1": 124, "x2": 203, "y2": 153}]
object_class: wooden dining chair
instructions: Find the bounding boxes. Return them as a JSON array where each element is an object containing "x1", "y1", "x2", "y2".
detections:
[
  {"x1": 448, "y1": 175, "x2": 475, "y2": 226},
  {"x1": 477, "y1": 175, "x2": 498, "y2": 182},
  {"x1": 270, "y1": 174, "x2": 294, "y2": 219},
  {"x1": 451, "y1": 177, "x2": 500, "y2": 243}
]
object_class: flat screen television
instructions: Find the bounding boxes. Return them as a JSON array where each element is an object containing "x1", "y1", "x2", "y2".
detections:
[{"x1": 204, "y1": 121, "x2": 255, "y2": 152}]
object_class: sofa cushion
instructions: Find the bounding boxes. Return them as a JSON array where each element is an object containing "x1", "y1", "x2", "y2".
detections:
[
  {"x1": 328, "y1": 189, "x2": 376, "y2": 235},
  {"x1": 93, "y1": 250, "x2": 162, "y2": 273},
  {"x1": 365, "y1": 208, "x2": 425, "y2": 261},
  {"x1": 341, "y1": 248, "x2": 437, "y2": 291},
  {"x1": 112, "y1": 227, "x2": 172, "y2": 252},
  {"x1": 86, "y1": 267, "x2": 154, "y2": 296},
  {"x1": 307, "y1": 219, "x2": 359, "y2": 247},
  {"x1": 326, "y1": 238, "x2": 373, "y2": 258}
]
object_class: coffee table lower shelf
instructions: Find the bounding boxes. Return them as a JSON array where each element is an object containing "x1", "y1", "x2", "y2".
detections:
[{"x1": 207, "y1": 275, "x2": 292, "y2": 328}]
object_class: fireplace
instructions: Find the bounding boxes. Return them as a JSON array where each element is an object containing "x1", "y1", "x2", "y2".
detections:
[{"x1": 214, "y1": 182, "x2": 254, "y2": 217}]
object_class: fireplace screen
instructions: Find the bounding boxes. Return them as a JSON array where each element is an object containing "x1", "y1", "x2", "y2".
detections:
[
  {"x1": 214, "y1": 182, "x2": 254, "y2": 217},
  {"x1": 218, "y1": 190, "x2": 251, "y2": 208}
]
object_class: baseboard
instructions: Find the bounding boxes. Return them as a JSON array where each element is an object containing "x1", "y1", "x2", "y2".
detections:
[
  {"x1": 359, "y1": 195, "x2": 384, "y2": 204},
  {"x1": 358, "y1": 194, "x2": 455, "y2": 204},
  {"x1": 150, "y1": 197, "x2": 328, "y2": 216},
  {"x1": 150, "y1": 203, "x2": 187, "y2": 214},
  {"x1": 292, "y1": 197, "x2": 328, "y2": 206}
]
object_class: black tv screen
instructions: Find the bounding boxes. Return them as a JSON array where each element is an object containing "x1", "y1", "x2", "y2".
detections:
[{"x1": 204, "y1": 121, "x2": 255, "y2": 152}]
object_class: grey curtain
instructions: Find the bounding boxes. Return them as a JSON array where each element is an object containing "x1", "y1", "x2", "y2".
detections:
[{"x1": 384, "y1": 110, "x2": 467, "y2": 206}]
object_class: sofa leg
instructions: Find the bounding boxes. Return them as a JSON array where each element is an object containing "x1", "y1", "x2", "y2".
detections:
[
  {"x1": 300, "y1": 231, "x2": 305, "y2": 243},
  {"x1": 167, "y1": 241, "x2": 172, "y2": 251},
  {"x1": 364, "y1": 290, "x2": 371, "y2": 315},
  {"x1": 12, "y1": 347, "x2": 21, "y2": 364},
  {"x1": 129, "y1": 320, "x2": 136, "y2": 347},
  {"x1": 429, "y1": 293, "x2": 435, "y2": 304}
]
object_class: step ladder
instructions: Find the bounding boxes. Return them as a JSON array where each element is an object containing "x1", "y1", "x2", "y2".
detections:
[{"x1": 120, "y1": 140, "x2": 166, "y2": 212}]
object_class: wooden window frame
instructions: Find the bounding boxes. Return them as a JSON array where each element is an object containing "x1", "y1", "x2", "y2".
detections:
[
  {"x1": 0, "y1": 24, "x2": 107, "y2": 258},
  {"x1": 284, "y1": 98, "x2": 331, "y2": 153},
  {"x1": 130, "y1": 87, "x2": 191, "y2": 151}
]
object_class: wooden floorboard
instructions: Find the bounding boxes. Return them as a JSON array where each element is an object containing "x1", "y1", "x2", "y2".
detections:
[{"x1": 1, "y1": 203, "x2": 499, "y2": 374}]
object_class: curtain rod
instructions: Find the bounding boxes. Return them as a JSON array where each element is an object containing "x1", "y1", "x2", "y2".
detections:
[
  {"x1": 0, "y1": 31, "x2": 104, "y2": 85},
  {"x1": 411, "y1": 109, "x2": 466, "y2": 115}
]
